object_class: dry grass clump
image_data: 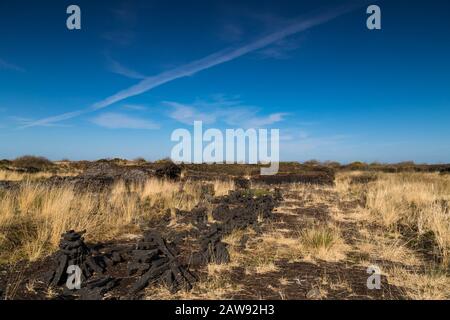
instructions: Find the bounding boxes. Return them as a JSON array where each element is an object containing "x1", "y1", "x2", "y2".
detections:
[
  {"x1": 213, "y1": 180, "x2": 235, "y2": 197},
  {"x1": 355, "y1": 234, "x2": 420, "y2": 267},
  {"x1": 0, "y1": 170, "x2": 51, "y2": 181},
  {"x1": 387, "y1": 266, "x2": 450, "y2": 300},
  {"x1": 0, "y1": 178, "x2": 234, "y2": 265},
  {"x1": 335, "y1": 170, "x2": 374, "y2": 201},
  {"x1": 245, "y1": 231, "x2": 302, "y2": 265},
  {"x1": 360, "y1": 173, "x2": 450, "y2": 266},
  {"x1": 0, "y1": 170, "x2": 79, "y2": 181},
  {"x1": 299, "y1": 224, "x2": 348, "y2": 262},
  {"x1": 130, "y1": 179, "x2": 199, "y2": 212},
  {"x1": 224, "y1": 222, "x2": 347, "y2": 275}
]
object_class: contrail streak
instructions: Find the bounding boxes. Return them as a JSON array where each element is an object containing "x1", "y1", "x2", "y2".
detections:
[{"x1": 23, "y1": 4, "x2": 357, "y2": 128}]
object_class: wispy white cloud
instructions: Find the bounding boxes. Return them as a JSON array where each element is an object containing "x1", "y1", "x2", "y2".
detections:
[
  {"x1": 9, "y1": 116, "x2": 70, "y2": 127},
  {"x1": 165, "y1": 101, "x2": 217, "y2": 125},
  {"x1": 165, "y1": 96, "x2": 288, "y2": 128},
  {"x1": 23, "y1": 4, "x2": 356, "y2": 128},
  {"x1": 222, "y1": 108, "x2": 288, "y2": 128},
  {"x1": 0, "y1": 58, "x2": 25, "y2": 72},
  {"x1": 246, "y1": 113, "x2": 289, "y2": 127},
  {"x1": 90, "y1": 112, "x2": 159, "y2": 130}
]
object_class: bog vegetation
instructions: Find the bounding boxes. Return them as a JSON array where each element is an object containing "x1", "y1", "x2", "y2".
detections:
[{"x1": 0, "y1": 157, "x2": 449, "y2": 300}]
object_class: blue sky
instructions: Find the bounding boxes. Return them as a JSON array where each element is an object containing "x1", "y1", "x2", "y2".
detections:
[{"x1": 0, "y1": 0, "x2": 449, "y2": 163}]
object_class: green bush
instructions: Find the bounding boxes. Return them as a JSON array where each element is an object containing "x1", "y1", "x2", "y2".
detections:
[{"x1": 347, "y1": 161, "x2": 369, "y2": 171}]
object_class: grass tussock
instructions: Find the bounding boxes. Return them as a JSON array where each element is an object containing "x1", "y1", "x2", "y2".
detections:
[
  {"x1": 213, "y1": 180, "x2": 235, "y2": 197},
  {"x1": 299, "y1": 224, "x2": 348, "y2": 262},
  {"x1": 359, "y1": 173, "x2": 450, "y2": 266},
  {"x1": 387, "y1": 266, "x2": 450, "y2": 300}
]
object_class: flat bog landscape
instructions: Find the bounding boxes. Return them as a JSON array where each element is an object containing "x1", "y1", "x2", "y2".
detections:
[
  {"x1": 0, "y1": 159, "x2": 449, "y2": 300},
  {"x1": 1, "y1": 0, "x2": 450, "y2": 310}
]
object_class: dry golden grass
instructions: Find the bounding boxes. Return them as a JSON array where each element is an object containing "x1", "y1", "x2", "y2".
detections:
[
  {"x1": 334, "y1": 171, "x2": 371, "y2": 202},
  {"x1": 242, "y1": 230, "x2": 302, "y2": 266},
  {"x1": 213, "y1": 179, "x2": 235, "y2": 197},
  {"x1": 335, "y1": 171, "x2": 450, "y2": 299},
  {"x1": 355, "y1": 235, "x2": 420, "y2": 267},
  {"x1": 387, "y1": 266, "x2": 450, "y2": 300},
  {"x1": 355, "y1": 172, "x2": 450, "y2": 266},
  {"x1": 0, "y1": 170, "x2": 79, "y2": 181},
  {"x1": 253, "y1": 260, "x2": 279, "y2": 274},
  {"x1": 299, "y1": 224, "x2": 348, "y2": 262},
  {"x1": 221, "y1": 226, "x2": 289, "y2": 275}
]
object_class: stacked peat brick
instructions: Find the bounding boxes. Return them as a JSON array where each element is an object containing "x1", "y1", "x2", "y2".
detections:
[
  {"x1": 128, "y1": 231, "x2": 196, "y2": 294},
  {"x1": 191, "y1": 189, "x2": 281, "y2": 267},
  {"x1": 191, "y1": 225, "x2": 230, "y2": 266},
  {"x1": 47, "y1": 230, "x2": 104, "y2": 287}
]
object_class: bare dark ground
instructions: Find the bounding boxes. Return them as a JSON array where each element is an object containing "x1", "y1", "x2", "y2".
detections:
[
  {"x1": 225, "y1": 261, "x2": 402, "y2": 300},
  {"x1": 216, "y1": 186, "x2": 405, "y2": 300}
]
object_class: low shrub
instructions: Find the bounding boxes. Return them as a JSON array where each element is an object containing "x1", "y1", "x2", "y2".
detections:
[{"x1": 12, "y1": 155, "x2": 54, "y2": 171}]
